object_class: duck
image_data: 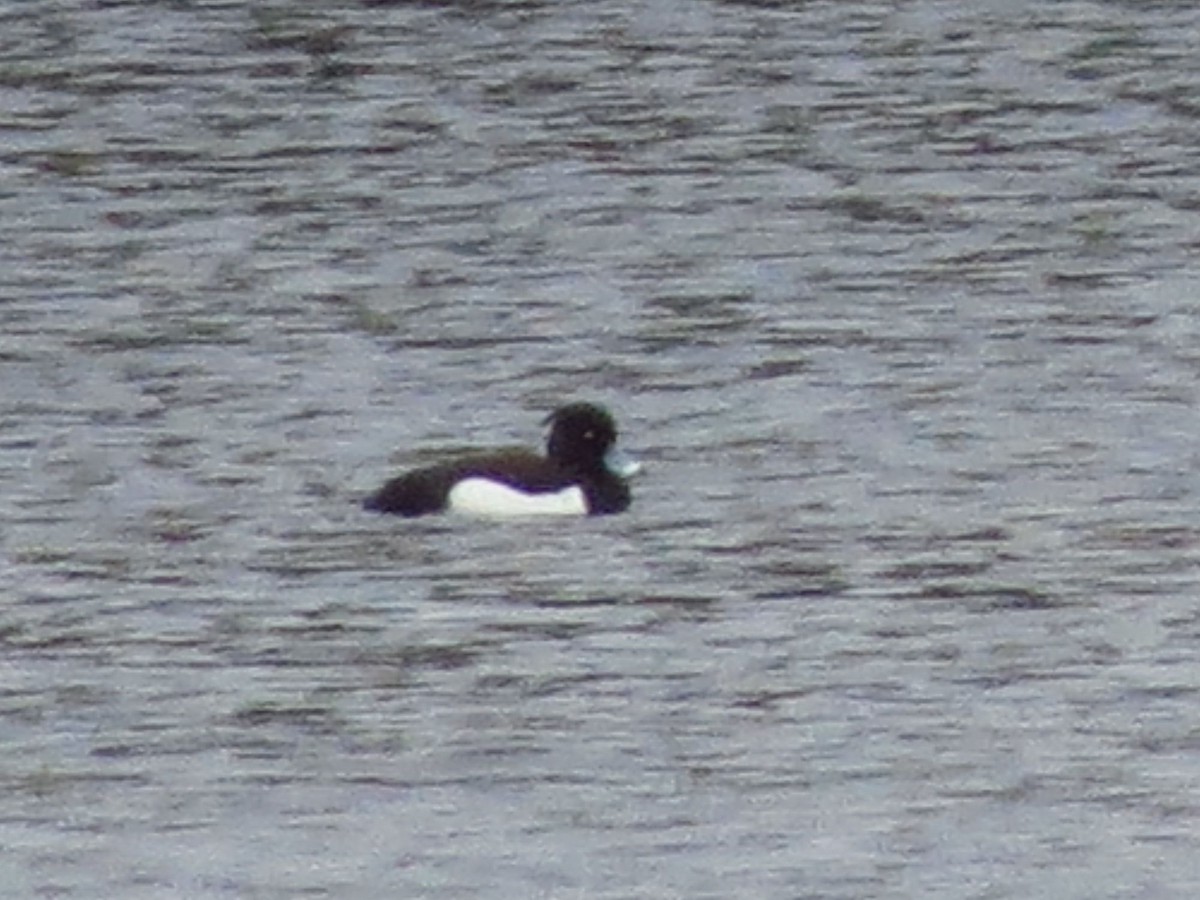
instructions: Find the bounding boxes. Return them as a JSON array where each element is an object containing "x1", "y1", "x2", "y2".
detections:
[{"x1": 363, "y1": 402, "x2": 640, "y2": 517}]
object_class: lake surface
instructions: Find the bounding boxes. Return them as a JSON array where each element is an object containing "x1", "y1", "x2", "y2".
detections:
[{"x1": 3, "y1": 1, "x2": 1200, "y2": 897}]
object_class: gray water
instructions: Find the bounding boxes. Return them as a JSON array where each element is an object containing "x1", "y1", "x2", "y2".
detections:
[{"x1": 3, "y1": 1, "x2": 1200, "y2": 897}]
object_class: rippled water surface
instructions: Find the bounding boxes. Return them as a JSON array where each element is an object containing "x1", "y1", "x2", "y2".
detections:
[{"x1": 4, "y1": 1, "x2": 1200, "y2": 897}]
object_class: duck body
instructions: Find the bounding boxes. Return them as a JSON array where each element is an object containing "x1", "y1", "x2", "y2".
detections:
[{"x1": 363, "y1": 403, "x2": 637, "y2": 518}]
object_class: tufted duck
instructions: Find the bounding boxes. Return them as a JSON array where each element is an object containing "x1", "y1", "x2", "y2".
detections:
[{"x1": 363, "y1": 402, "x2": 640, "y2": 517}]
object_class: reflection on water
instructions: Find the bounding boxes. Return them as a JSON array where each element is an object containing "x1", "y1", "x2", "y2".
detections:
[{"x1": 3, "y1": 0, "x2": 1200, "y2": 896}]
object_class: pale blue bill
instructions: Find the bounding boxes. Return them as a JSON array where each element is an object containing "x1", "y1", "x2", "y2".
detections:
[{"x1": 604, "y1": 448, "x2": 642, "y2": 478}]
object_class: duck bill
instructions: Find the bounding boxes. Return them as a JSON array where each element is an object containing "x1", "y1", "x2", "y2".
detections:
[{"x1": 604, "y1": 448, "x2": 642, "y2": 478}]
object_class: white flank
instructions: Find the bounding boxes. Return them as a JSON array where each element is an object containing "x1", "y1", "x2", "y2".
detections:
[{"x1": 447, "y1": 478, "x2": 588, "y2": 518}]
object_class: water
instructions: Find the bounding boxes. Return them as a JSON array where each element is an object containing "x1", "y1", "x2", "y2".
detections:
[{"x1": 3, "y1": 0, "x2": 1200, "y2": 896}]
